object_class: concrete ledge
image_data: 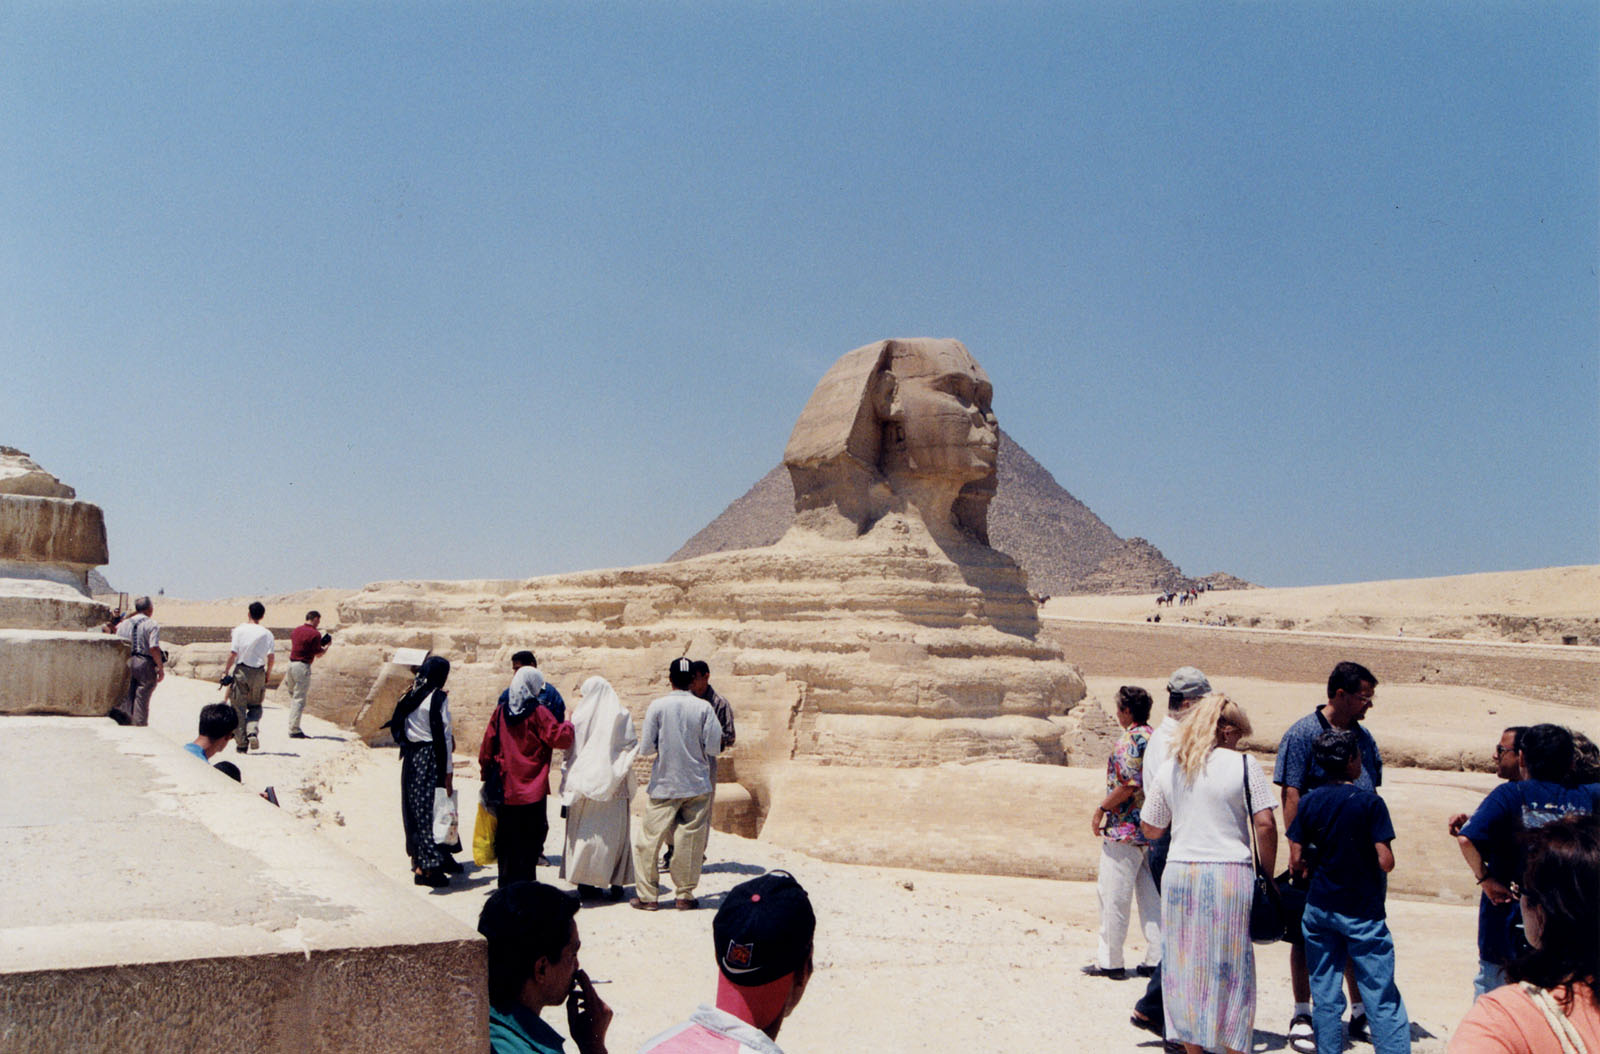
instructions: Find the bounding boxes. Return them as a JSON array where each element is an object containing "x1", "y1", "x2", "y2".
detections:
[
  {"x1": 0, "y1": 494, "x2": 108, "y2": 567},
  {"x1": 0, "y1": 630, "x2": 129, "y2": 715},
  {"x1": 0, "y1": 718, "x2": 487, "y2": 1052}
]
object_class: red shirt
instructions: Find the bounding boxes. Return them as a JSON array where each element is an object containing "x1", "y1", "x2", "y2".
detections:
[
  {"x1": 479, "y1": 704, "x2": 575, "y2": 805},
  {"x1": 289, "y1": 623, "x2": 324, "y2": 664}
]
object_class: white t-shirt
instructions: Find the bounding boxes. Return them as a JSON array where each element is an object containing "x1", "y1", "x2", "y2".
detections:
[
  {"x1": 230, "y1": 622, "x2": 275, "y2": 668},
  {"x1": 1142, "y1": 709, "x2": 1189, "y2": 797},
  {"x1": 403, "y1": 689, "x2": 451, "y2": 746},
  {"x1": 1143, "y1": 747, "x2": 1274, "y2": 864}
]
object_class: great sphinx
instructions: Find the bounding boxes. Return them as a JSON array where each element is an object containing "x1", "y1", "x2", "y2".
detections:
[{"x1": 319, "y1": 339, "x2": 1086, "y2": 824}]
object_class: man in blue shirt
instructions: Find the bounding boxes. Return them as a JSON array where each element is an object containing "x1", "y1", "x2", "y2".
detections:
[
  {"x1": 1458, "y1": 723, "x2": 1600, "y2": 998},
  {"x1": 1274, "y1": 661, "x2": 1383, "y2": 1052},
  {"x1": 184, "y1": 703, "x2": 239, "y2": 764},
  {"x1": 478, "y1": 882, "x2": 611, "y2": 1054}
]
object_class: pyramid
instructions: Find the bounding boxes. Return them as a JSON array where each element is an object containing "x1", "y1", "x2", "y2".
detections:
[{"x1": 670, "y1": 430, "x2": 1193, "y2": 595}]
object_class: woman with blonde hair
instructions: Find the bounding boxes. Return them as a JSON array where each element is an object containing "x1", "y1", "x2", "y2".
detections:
[{"x1": 1142, "y1": 693, "x2": 1279, "y2": 1054}]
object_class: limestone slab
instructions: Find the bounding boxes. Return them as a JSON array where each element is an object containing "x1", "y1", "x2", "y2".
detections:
[
  {"x1": 0, "y1": 494, "x2": 108, "y2": 568},
  {"x1": 0, "y1": 629, "x2": 129, "y2": 715},
  {"x1": 0, "y1": 718, "x2": 487, "y2": 1052}
]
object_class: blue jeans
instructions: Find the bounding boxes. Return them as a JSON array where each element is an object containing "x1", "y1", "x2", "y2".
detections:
[
  {"x1": 1473, "y1": 959, "x2": 1508, "y2": 998},
  {"x1": 1302, "y1": 903, "x2": 1410, "y2": 1054}
]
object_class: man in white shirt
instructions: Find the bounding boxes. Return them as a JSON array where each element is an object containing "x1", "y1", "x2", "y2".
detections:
[
  {"x1": 222, "y1": 601, "x2": 275, "y2": 754},
  {"x1": 630, "y1": 657, "x2": 722, "y2": 911},
  {"x1": 1130, "y1": 665, "x2": 1211, "y2": 1043}
]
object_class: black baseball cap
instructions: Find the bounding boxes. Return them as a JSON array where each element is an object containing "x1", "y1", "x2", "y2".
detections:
[{"x1": 713, "y1": 871, "x2": 815, "y2": 987}]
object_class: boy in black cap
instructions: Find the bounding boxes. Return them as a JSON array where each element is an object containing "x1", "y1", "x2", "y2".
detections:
[{"x1": 637, "y1": 871, "x2": 816, "y2": 1053}]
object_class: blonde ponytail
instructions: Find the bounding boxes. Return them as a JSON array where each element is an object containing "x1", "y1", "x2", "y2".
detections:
[{"x1": 1172, "y1": 692, "x2": 1253, "y2": 781}]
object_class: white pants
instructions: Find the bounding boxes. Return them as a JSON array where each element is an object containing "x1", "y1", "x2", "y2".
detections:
[{"x1": 1096, "y1": 839, "x2": 1161, "y2": 970}]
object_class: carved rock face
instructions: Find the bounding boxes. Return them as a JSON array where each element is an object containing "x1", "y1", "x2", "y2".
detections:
[
  {"x1": 783, "y1": 339, "x2": 998, "y2": 543},
  {"x1": 877, "y1": 341, "x2": 997, "y2": 485}
]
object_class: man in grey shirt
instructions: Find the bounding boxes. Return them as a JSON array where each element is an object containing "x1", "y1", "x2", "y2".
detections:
[
  {"x1": 630, "y1": 657, "x2": 722, "y2": 912},
  {"x1": 110, "y1": 596, "x2": 165, "y2": 726}
]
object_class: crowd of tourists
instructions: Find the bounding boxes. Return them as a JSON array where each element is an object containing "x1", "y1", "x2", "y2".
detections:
[
  {"x1": 1096, "y1": 661, "x2": 1599, "y2": 1054},
  {"x1": 118, "y1": 597, "x2": 1598, "y2": 1054}
]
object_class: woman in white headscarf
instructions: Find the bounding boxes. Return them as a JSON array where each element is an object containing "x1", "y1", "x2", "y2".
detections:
[{"x1": 560, "y1": 676, "x2": 640, "y2": 900}]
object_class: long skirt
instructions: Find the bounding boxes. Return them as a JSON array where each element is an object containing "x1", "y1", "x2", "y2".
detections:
[
  {"x1": 561, "y1": 794, "x2": 634, "y2": 888},
  {"x1": 1160, "y1": 861, "x2": 1255, "y2": 1052},
  {"x1": 400, "y1": 742, "x2": 443, "y2": 872}
]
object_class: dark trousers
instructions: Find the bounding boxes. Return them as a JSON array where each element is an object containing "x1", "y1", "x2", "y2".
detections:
[
  {"x1": 1134, "y1": 833, "x2": 1171, "y2": 1021},
  {"x1": 496, "y1": 801, "x2": 549, "y2": 888}
]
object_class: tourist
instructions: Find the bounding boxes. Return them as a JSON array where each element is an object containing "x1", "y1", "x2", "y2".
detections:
[
  {"x1": 221, "y1": 601, "x2": 275, "y2": 754},
  {"x1": 1130, "y1": 665, "x2": 1212, "y2": 1040},
  {"x1": 630, "y1": 657, "x2": 722, "y2": 911},
  {"x1": 480, "y1": 657, "x2": 574, "y2": 888},
  {"x1": 185, "y1": 702, "x2": 239, "y2": 763},
  {"x1": 478, "y1": 881, "x2": 612, "y2": 1054},
  {"x1": 1570, "y1": 731, "x2": 1600, "y2": 785},
  {"x1": 661, "y1": 659, "x2": 736, "y2": 872},
  {"x1": 637, "y1": 870, "x2": 815, "y2": 1054},
  {"x1": 1457, "y1": 724, "x2": 1600, "y2": 998},
  {"x1": 1274, "y1": 661, "x2": 1384, "y2": 1051},
  {"x1": 1447, "y1": 814, "x2": 1600, "y2": 1052},
  {"x1": 1085, "y1": 684, "x2": 1160, "y2": 980},
  {"x1": 281, "y1": 610, "x2": 331, "y2": 739},
  {"x1": 559, "y1": 675, "x2": 638, "y2": 900},
  {"x1": 1446, "y1": 727, "x2": 1526, "y2": 836},
  {"x1": 1140, "y1": 692, "x2": 1277, "y2": 1054},
  {"x1": 1287, "y1": 730, "x2": 1410, "y2": 1053},
  {"x1": 387, "y1": 655, "x2": 456, "y2": 887},
  {"x1": 109, "y1": 595, "x2": 164, "y2": 726}
]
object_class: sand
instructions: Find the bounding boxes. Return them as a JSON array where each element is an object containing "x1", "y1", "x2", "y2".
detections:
[{"x1": 1046, "y1": 565, "x2": 1600, "y2": 644}]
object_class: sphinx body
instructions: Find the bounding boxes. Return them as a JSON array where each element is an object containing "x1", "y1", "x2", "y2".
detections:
[{"x1": 316, "y1": 340, "x2": 1086, "y2": 829}]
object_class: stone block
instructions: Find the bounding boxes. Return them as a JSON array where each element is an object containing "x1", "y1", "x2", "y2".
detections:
[
  {"x1": 0, "y1": 718, "x2": 488, "y2": 1053},
  {"x1": 0, "y1": 494, "x2": 108, "y2": 568},
  {"x1": 0, "y1": 629, "x2": 129, "y2": 716}
]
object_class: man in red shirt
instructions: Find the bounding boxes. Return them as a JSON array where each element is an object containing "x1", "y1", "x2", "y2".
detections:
[{"x1": 283, "y1": 611, "x2": 331, "y2": 739}]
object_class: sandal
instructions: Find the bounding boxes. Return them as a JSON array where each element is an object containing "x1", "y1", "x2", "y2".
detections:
[
  {"x1": 1288, "y1": 1013, "x2": 1316, "y2": 1054},
  {"x1": 1130, "y1": 1012, "x2": 1161, "y2": 1037}
]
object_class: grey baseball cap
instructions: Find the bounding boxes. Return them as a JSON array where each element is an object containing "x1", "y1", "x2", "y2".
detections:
[{"x1": 1167, "y1": 666, "x2": 1211, "y2": 700}]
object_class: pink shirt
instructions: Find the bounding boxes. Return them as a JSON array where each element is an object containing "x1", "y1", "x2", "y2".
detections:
[{"x1": 1448, "y1": 983, "x2": 1599, "y2": 1054}]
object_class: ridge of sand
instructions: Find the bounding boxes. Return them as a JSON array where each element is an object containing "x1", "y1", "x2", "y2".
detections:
[{"x1": 1045, "y1": 564, "x2": 1600, "y2": 644}]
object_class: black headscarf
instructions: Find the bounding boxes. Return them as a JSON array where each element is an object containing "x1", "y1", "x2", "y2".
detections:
[{"x1": 387, "y1": 655, "x2": 451, "y2": 742}]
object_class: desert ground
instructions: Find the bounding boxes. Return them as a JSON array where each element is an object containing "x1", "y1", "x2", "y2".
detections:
[{"x1": 132, "y1": 566, "x2": 1600, "y2": 1053}]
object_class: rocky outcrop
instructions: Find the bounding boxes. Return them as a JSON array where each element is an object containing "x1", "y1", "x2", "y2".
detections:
[{"x1": 0, "y1": 449, "x2": 126, "y2": 715}]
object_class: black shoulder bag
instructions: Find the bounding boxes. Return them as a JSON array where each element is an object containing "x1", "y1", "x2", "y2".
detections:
[{"x1": 1244, "y1": 754, "x2": 1285, "y2": 943}]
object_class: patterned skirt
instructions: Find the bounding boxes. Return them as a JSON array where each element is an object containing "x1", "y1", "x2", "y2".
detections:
[
  {"x1": 400, "y1": 741, "x2": 442, "y2": 871},
  {"x1": 1161, "y1": 860, "x2": 1255, "y2": 1052}
]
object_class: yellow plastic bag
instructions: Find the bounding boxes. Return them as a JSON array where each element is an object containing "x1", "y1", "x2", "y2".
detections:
[{"x1": 472, "y1": 802, "x2": 498, "y2": 866}]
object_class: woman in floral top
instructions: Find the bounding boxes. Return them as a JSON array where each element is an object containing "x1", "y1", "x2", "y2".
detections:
[{"x1": 1085, "y1": 685, "x2": 1161, "y2": 979}]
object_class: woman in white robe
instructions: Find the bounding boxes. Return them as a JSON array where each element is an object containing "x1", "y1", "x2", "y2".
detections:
[{"x1": 560, "y1": 676, "x2": 639, "y2": 898}]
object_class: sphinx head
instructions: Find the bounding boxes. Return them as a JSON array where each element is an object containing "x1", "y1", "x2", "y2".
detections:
[{"x1": 783, "y1": 339, "x2": 999, "y2": 544}]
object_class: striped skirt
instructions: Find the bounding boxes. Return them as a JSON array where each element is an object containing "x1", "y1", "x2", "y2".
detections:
[{"x1": 1160, "y1": 860, "x2": 1255, "y2": 1052}]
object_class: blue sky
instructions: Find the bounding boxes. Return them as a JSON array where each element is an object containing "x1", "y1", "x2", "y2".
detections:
[{"x1": 4, "y1": 2, "x2": 1595, "y2": 597}]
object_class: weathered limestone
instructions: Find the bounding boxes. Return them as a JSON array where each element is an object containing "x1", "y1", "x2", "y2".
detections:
[
  {"x1": 0, "y1": 717, "x2": 486, "y2": 1052},
  {"x1": 0, "y1": 449, "x2": 125, "y2": 714},
  {"x1": 317, "y1": 340, "x2": 1087, "y2": 837}
]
